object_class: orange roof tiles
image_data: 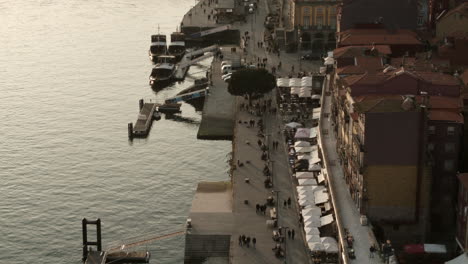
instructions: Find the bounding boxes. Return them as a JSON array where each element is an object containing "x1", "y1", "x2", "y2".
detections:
[
  {"x1": 333, "y1": 45, "x2": 392, "y2": 58},
  {"x1": 429, "y1": 110, "x2": 464, "y2": 123},
  {"x1": 338, "y1": 29, "x2": 422, "y2": 46}
]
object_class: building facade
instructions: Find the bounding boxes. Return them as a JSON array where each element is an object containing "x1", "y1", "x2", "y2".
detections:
[
  {"x1": 289, "y1": 0, "x2": 339, "y2": 53},
  {"x1": 330, "y1": 63, "x2": 463, "y2": 244},
  {"x1": 456, "y1": 173, "x2": 468, "y2": 251}
]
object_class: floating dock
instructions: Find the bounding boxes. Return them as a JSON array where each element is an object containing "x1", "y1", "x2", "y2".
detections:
[{"x1": 128, "y1": 99, "x2": 157, "y2": 139}]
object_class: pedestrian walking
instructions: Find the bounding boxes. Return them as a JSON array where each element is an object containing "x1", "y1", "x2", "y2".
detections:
[
  {"x1": 369, "y1": 245, "x2": 375, "y2": 258},
  {"x1": 246, "y1": 236, "x2": 251, "y2": 248},
  {"x1": 284, "y1": 200, "x2": 287, "y2": 208},
  {"x1": 287, "y1": 230, "x2": 291, "y2": 238},
  {"x1": 256, "y1": 203, "x2": 260, "y2": 213},
  {"x1": 287, "y1": 197, "x2": 291, "y2": 208},
  {"x1": 242, "y1": 234, "x2": 246, "y2": 245},
  {"x1": 239, "y1": 235, "x2": 242, "y2": 246},
  {"x1": 291, "y1": 229, "x2": 295, "y2": 240},
  {"x1": 252, "y1": 237, "x2": 256, "y2": 248}
]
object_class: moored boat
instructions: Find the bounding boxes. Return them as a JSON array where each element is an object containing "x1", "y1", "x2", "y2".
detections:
[
  {"x1": 168, "y1": 32, "x2": 186, "y2": 61},
  {"x1": 149, "y1": 55, "x2": 176, "y2": 87},
  {"x1": 149, "y1": 34, "x2": 167, "y2": 62}
]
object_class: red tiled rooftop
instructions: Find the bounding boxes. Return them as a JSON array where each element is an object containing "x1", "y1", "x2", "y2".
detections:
[
  {"x1": 429, "y1": 110, "x2": 464, "y2": 123},
  {"x1": 353, "y1": 95, "x2": 461, "y2": 110},
  {"x1": 338, "y1": 28, "x2": 422, "y2": 46},
  {"x1": 333, "y1": 45, "x2": 392, "y2": 58}
]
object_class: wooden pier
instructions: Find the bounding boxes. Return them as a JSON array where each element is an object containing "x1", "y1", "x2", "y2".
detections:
[{"x1": 128, "y1": 99, "x2": 157, "y2": 139}]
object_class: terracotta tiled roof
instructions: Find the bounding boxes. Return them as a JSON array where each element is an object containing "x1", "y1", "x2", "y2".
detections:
[
  {"x1": 413, "y1": 71, "x2": 460, "y2": 86},
  {"x1": 336, "y1": 65, "x2": 368, "y2": 75},
  {"x1": 333, "y1": 45, "x2": 392, "y2": 58},
  {"x1": 439, "y1": 2, "x2": 468, "y2": 21},
  {"x1": 353, "y1": 95, "x2": 461, "y2": 110},
  {"x1": 338, "y1": 29, "x2": 422, "y2": 46},
  {"x1": 457, "y1": 173, "x2": 468, "y2": 189},
  {"x1": 390, "y1": 56, "x2": 451, "y2": 72},
  {"x1": 355, "y1": 56, "x2": 384, "y2": 70},
  {"x1": 429, "y1": 110, "x2": 464, "y2": 123}
]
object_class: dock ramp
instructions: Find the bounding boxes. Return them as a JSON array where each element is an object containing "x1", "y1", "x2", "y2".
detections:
[{"x1": 165, "y1": 89, "x2": 207, "y2": 104}]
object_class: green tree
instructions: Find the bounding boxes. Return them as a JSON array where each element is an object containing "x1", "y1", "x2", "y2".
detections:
[{"x1": 227, "y1": 68, "x2": 276, "y2": 103}]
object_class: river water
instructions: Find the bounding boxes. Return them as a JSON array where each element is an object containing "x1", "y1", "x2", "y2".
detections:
[{"x1": 0, "y1": 0, "x2": 230, "y2": 263}]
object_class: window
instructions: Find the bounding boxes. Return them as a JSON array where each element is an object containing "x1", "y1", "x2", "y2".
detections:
[
  {"x1": 444, "y1": 160, "x2": 455, "y2": 171},
  {"x1": 427, "y1": 143, "x2": 434, "y2": 151},
  {"x1": 447, "y1": 126, "x2": 455, "y2": 136},
  {"x1": 445, "y1": 142, "x2": 455, "y2": 153},
  {"x1": 429, "y1": 125, "x2": 435, "y2": 135}
]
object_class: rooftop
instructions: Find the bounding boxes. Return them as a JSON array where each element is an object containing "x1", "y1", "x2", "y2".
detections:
[
  {"x1": 339, "y1": 0, "x2": 418, "y2": 31},
  {"x1": 439, "y1": 2, "x2": 468, "y2": 22},
  {"x1": 333, "y1": 45, "x2": 392, "y2": 58},
  {"x1": 338, "y1": 28, "x2": 422, "y2": 46}
]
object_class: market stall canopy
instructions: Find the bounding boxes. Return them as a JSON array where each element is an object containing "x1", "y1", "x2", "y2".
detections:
[
  {"x1": 324, "y1": 57, "x2": 334, "y2": 65},
  {"x1": 294, "y1": 141, "x2": 310, "y2": 147},
  {"x1": 308, "y1": 242, "x2": 325, "y2": 252},
  {"x1": 299, "y1": 178, "x2": 318, "y2": 186},
  {"x1": 317, "y1": 173, "x2": 325, "y2": 183},
  {"x1": 297, "y1": 154, "x2": 312, "y2": 160},
  {"x1": 296, "y1": 172, "x2": 315, "y2": 179},
  {"x1": 295, "y1": 146, "x2": 314, "y2": 153},
  {"x1": 305, "y1": 226, "x2": 320, "y2": 236},
  {"x1": 320, "y1": 213, "x2": 334, "y2": 226},
  {"x1": 299, "y1": 90, "x2": 312, "y2": 98},
  {"x1": 291, "y1": 86, "x2": 301, "y2": 95},
  {"x1": 311, "y1": 94, "x2": 321, "y2": 100},
  {"x1": 315, "y1": 190, "x2": 329, "y2": 204},
  {"x1": 276, "y1": 78, "x2": 289, "y2": 87},
  {"x1": 321, "y1": 237, "x2": 339, "y2": 253},
  {"x1": 302, "y1": 206, "x2": 322, "y2": 215},
  {"x1": 309, "y1": 127, "x2": 318, "y2": 138},
  {"x1": 312, "y1": 110, "x2": 321, "y2": 120},
  {"x1": 304, "y1": 217, "x2": 321, "y2": 228},
  {"x1": 289, "y1": 78, "x2": 302, "y2": 87},
  {"x1": 285, "y1": 122, "x2": 302, "y2": 128},
  {"x1": 309, "y1": 156, "x2": 321, "y2": 165},
  {"x1": 301, "y1": 76, "x2": 313, "y2": 86},
  {"x1": 309, "y1": 163, "x2": 322, "y2": 171},
  {"x1": 295, "y1": 128, "x2": 310, "y2": 139},
  {"x1": 306, "y1": 234, "x2": 321, "y2": 244},
  {"x1": 299, "y1": 198, "x2": 314, "y2": 207}
]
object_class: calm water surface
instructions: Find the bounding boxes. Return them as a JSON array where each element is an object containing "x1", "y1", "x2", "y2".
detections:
[{"x1": 0, "y1": 0, "x2": 230, "y2": 263}]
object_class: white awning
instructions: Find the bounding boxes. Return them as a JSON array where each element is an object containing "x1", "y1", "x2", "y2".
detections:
[
  {"x1": 289, "y1": 78, "x2": 302, "y2": 87},
  {"x1": 304, "y1": 217, "x2": 321, "y2": 228},
  {"x1": 309, "y1": 156, "x2": 321, "y2": 165},
  {"x1": 320, "y1": 213, "x2": 334, "y2": 226},
  {"x1": 317, "y1": 174, "x2": 325, "y2": 184},
  {"x1": 296, "y1": 172, "x2": 315, "y2": 179},
  {"x1": 299, "y1": 198, "x2": 314, "y2": 207},
  {"x1": 308, "y1": 242, "x2": 325, "y2": 251},
  {"x1": 312, "y1": 111, "x2": 321, "y2": 120},
  {"x1": 291, "y1": 86, "x2": 301, "y2": 95},
  {"x1": 301, "y1": 76, "x2": 313, "y2": 86},
  {"x1": 299, "y1": 178, "x2": 318, "y2": 186},
  {"x1": 299, "y1": 90, "x2": 312, "y2": 98},
  {"x1": 295, "y1": 146, "x2": 314, "y2": 153},
  {"x1": 286, "y1": 122, "x2": 302, "y2": 128},
  {"x1": 321, "y1": 237, "x2": 339, "y2": 253},
  {"x1": 324, "y1": 202, "x2": 332, "y2": 211},
  {"x1": 294, "y1": 141, "x2": 310, "y2": 147},
  {"x1": 306, "y1": 234, "x2": 321, "y2": 243},
  {"x1": 302, "y1": 206, "x2": 322, "y2": 216},
  {"x1": 311, "y1": 94, "x2": 321, "y2": 100},
  {"x1": 305, "y1": 226, "x2": 320, "y2": 236},
  {"x1": 294, "y1": 128, "x2": 310, "y2": 139},
  {"x1": 309, "y1": 163, "x2": 322, "y2": 171},
  {"x1": 276, "y1": 78, "x2": 289, "y2": 87},
  {"x1": 297, "y1": 154, "x2": 311, "y2": 160},
  {"x1": 309, "y1": 127, "x2": 318, "y2": 138},
  {"x1": 314, "y1": 190, "x2": 329, "y2": 205}
]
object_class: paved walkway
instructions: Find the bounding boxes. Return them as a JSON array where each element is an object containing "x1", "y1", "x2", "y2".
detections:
[{"x1": 319, "y1": 75, "x2": 384, "y2": 264}]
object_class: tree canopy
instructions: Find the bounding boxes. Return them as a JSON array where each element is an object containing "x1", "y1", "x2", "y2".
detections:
[{"x1": 227, "y1": 68, "x2": 276, "y2": 98}]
